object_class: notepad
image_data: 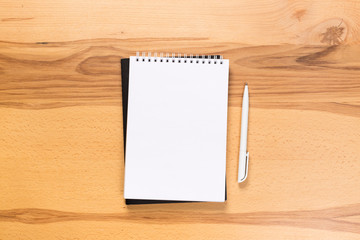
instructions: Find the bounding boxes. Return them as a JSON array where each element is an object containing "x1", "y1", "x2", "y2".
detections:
[{"x1": 123, "y1": 54, "x2": 229, "y2": 202}]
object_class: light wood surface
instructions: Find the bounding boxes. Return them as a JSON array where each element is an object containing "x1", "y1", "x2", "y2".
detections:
[{"x1": 1, "y1": 1, "x2": 360, "y2": 239}]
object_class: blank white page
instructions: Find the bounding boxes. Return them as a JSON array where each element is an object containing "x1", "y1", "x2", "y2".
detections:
[{"x1": 124, "y1": 56, "x2": 229, "y2": 202}]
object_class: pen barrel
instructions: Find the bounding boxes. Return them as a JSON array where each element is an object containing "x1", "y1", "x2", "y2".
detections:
[{"x1": 238, "y1": 86, "x2": 249, "y2": 182}]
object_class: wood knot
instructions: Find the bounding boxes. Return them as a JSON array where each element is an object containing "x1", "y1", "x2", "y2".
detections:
[
  {"x1": 293, "y1": 9, "x2": 306, "y2": 22},
  {"x1": 300, "y1": 19, "x2": 348, "y2": 45},
  {"x1": 320, "y1": 20, "x2": 345, "y2": 45}
]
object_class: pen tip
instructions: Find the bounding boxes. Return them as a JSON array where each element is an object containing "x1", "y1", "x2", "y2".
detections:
[{"x1": 245, "y1": 82, "x2": 248, "y2": 86}]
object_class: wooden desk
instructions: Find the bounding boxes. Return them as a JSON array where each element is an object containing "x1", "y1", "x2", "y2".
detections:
[{"x1": 0, "y1": 1, "x2": 359, "y2": 239}]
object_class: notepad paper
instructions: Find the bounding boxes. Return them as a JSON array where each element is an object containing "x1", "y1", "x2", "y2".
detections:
[{"x1": 124, "y1": 56, "x2": 229, "y2": 202}]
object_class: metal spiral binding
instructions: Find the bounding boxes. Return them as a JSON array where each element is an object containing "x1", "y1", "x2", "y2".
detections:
[{"x1": 135, "y1": 52, "x2": 223, "y2": 64}]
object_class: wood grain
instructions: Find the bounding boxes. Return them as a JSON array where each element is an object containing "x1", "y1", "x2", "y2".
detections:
[
  {"x1": 1, "y1": 0, "x2": 360, "y2": 239},
  {"x1": 1, "y1": 204, "x2": 360, "y2": 234},
  {"x1": 1, "y1": 41, "x2": 360, "y2": 114}
]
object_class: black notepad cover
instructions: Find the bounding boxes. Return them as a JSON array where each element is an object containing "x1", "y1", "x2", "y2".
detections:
[{"x1": 121, "y1": 57, "x2": 227, "y2": 205}]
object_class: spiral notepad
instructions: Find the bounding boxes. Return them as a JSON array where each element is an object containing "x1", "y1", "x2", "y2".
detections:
[{"x1": 123, "y1": 53, "x2": 229, "y2": 203}]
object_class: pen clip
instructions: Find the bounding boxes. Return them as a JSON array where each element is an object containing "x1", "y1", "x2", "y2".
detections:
[{"x1": 238, "y1": 152, "x2": 249, "y2": 183}]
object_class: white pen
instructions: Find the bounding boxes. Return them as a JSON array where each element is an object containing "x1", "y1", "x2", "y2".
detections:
[{"x1": 238, "y1": 83, "x2": 249, "y2": 183}]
